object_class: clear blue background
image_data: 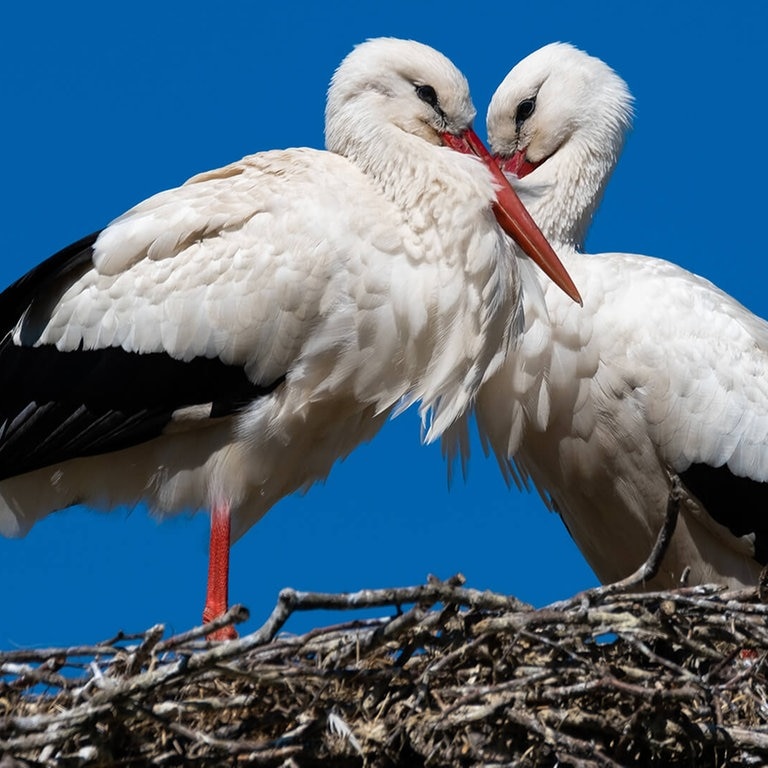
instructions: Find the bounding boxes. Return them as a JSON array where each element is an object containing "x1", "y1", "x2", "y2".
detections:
[{"x1": 1, "y1": 1, "x2": 766, "y2": 648}]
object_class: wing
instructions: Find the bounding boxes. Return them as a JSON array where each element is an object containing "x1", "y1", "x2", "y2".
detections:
[
  {"x1": 0, "y1": 231, "x2": 284, "y2": 478},
  {"x1": 0, "y1": 148, "x2": 387, "y2": 479},
  {"x1": 613, "y1": 256, "x2": 768, "y2": 477},
  {"x1": 593, "y1": 253, "x2": 768, "y2": 559}
]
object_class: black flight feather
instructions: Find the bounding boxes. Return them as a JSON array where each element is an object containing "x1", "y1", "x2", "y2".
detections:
[
  {"x1": 0, "y1": 233, "x2": 284, "y2": 480},
  {"x1": 679, "y1": 462, "x2": 768, "y2": 565}
]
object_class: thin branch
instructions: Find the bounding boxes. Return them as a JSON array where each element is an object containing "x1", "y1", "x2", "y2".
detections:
[
  {"x1": 547, "y1": 477, "x2": 683, "y2": 611},
  {"x1": 3, "y1": 568, "x2": 768, "y2": 766}
]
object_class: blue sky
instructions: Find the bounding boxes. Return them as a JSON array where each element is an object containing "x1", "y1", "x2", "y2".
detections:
[{"x1": 1, "y1": 2, "x2": 766, "y2": 648}]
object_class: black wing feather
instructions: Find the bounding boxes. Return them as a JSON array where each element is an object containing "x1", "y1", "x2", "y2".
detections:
[
  {"x1": 0, "y1": 231, "x2": 99, "y2": 341},
  {"x1": 679, "y1": 463, "x2": 768, "y2": 565},
  {"x1": 0, "y1": 234, "x2": 285, "y2": 480}
]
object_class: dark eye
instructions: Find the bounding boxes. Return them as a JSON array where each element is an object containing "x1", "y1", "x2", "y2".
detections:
[
  {"x1": 516, "y1": 97, "x2": 536, "y2": 124},
  {"x1": 415, "y1": 84, "x2": 439, "y2": 110}
]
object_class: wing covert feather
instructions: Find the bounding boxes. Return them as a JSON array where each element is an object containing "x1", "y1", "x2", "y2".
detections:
[{"x1": 22, "y1": 149, "x2": 401, "y2": 387}]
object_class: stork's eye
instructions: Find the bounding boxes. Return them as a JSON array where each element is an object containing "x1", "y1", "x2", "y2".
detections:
[
  {"x1": 415, "y1": 84, "x2": 439, "y2": 110},
  {"x1": 516, "y1": 97, "x2": 536, "y2": 124}
]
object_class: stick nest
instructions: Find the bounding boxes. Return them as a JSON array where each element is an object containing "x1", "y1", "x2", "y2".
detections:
[{"x1": 3, "y1": 573, "x2": 768, "y2": 767}]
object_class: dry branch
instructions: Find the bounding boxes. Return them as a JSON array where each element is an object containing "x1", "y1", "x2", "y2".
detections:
[
  {"x1": 3, "y1": 571, "x2": 768, "y2": 767},
  {"x1": 3, "y1": 489, "x2": 768, "y2": 766}
]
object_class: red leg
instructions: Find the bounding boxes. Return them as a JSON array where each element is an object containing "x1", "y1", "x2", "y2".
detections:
[{"x1": 203, "y1": 501, "x2": 238, "y2": 640}]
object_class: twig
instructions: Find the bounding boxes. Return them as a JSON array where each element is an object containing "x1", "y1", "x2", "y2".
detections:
[
  {"x1": 547, "y1": 477, "x2": 683, "y2": 610},
  {"x1": 251, "y1": 577, "x2": 532, "y2": 644},
  {"x1": 3, "y1": 570, "x2": 768, "y2": 766}
]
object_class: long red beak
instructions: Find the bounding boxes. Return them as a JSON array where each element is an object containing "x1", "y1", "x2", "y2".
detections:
[{"x1": 442, "y1": 128, "x2": 582, "y2": 305}]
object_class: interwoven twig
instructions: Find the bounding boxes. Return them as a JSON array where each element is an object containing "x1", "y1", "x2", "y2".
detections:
[{"x1": 2, "y1": 490, "x2": 767, "y2": 767}]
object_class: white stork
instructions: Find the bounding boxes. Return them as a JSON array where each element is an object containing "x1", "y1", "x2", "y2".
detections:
[
  {"x1": 458, "y1": 42, "x2": 768, "y2": 590},
  {"x1": 0, "y1": 38, "x2": 577, "y2": 639}
]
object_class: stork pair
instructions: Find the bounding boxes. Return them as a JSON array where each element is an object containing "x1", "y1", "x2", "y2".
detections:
[{"x1": 2, "y1": 38, "x2": 765, "y2": 640}]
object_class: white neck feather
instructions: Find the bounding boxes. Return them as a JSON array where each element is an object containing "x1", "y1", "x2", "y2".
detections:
[{"x1": 518, "y1": 127, "x2": 625, "y2": 250}]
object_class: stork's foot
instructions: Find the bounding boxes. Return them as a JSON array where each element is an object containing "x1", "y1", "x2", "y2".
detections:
[{"x1": 203, "y1": 607, "x2": 239, "y2": 641}]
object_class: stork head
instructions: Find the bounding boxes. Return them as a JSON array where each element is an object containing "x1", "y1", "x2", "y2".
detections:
[
  {"x1": 487, "y1": 42, "x2": 634, "y2": 179},
  {"x1": 487, "y1": 42, "x2": 633, "y2": 249}
]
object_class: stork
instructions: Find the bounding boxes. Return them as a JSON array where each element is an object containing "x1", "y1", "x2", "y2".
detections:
[
  {"x1": 0, "y1": 38, "x2": 577, "y2": 639},
  {"x1": 457, "y1": 42, "x2": 768, "y2": 589}
]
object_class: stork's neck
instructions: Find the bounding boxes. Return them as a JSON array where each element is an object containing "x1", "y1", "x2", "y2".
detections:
[
  {"x1": 518, "y1": 132, "x2": 624, "y2": 251},
  {"x1": 327, "y1": 110, "x2": 493, "y2": 231}
]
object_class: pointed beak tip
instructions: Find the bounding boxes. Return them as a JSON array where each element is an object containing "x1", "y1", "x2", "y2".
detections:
[{"x1": 548, "y1": 268, "x2": 583, "y2": 306}]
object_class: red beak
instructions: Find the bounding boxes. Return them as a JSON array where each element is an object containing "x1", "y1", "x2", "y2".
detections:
[
  {"x1": 496, "y1": 149, "x2": 540, "y2": 179},
  {"x1": 442, "y1": 128, "x2": 581, "y2": 305}
]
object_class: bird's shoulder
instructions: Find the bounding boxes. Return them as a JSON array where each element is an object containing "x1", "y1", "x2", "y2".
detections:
[{"x1": 92, "y1": 147, "x2": 399, "y2": 275}]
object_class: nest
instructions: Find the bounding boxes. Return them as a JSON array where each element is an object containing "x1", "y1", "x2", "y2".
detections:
[{"x1": 3, "y1": 489, "x2": 768, "y2": 767}]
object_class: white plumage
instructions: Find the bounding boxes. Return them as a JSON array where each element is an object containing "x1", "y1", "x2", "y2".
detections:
[
  {"x1": 459, "y1": 42, "x2": 768, "y2": 589},
  {"x1": 0, "y1": 38, "x2": 575, "y2": 637}
]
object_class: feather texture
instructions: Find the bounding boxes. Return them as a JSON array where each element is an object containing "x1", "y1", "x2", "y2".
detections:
[
  {"x1": 455, "y1": 42, "x2": 768, "y2": 588},
  {"x1": 0, "y1": 38, "x2": 526, "y2": 548}
]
